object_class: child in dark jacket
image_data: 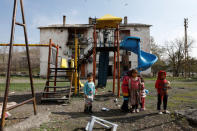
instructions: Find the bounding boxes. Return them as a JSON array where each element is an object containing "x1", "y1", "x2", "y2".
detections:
[{"x1": 155, "y1": 70, "x2": 171, "y2": 114}]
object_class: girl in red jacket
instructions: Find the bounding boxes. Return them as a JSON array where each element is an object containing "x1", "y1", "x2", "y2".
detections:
[
  {"x1": 155, "y1": 70, "x2": 171, "y2": 114},
  {"x1": 121, "y1": 72, "x2": 130, "y2": 112}
]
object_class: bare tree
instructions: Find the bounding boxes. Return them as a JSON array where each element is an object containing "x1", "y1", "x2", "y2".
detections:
[
  {"x1": 165, "y1": 37, "x2": 194, "y2": 77},
  {"x1": 150, "y1": 37, "x2": 167, "y2": 76}
]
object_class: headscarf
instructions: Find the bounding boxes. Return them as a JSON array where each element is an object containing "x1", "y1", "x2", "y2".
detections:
[{"x1": 157, "y1": 70, "x2": 166, "y2": 80}]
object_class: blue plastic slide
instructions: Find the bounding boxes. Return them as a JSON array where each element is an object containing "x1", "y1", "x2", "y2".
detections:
[{"x1": 120, "y1": 36, "x2": 158, "y2": 71}]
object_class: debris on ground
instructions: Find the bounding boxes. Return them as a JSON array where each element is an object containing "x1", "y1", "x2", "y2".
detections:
[
  {"x1": 0, "y1": 102, "x2": 17, "y2": 119},
  {"x1": 175, "y1": 109, "x2": 197, "y2": 125},
  {"x1": 101, "y1": 107, "x2": 110, "y2": 111}
]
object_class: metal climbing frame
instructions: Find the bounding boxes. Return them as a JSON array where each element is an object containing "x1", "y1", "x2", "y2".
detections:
[
  {"x1": 92, "y1": 24, "x2": 121, "y2": 97},
  {"x1": 45, "y1": 39, "x2": 59, "y2": 93},
  {"x1": 0, "y1": 0, "x2": 37, "y2": 129}
]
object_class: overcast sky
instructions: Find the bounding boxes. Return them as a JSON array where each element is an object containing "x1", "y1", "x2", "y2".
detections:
[{"x1": 0, "y1": 0, "x2": 197, "y2": 57}]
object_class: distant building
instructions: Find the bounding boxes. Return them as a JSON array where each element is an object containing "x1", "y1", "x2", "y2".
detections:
[{"x1": 39, "y1": 16, "x2": 151, "y2": 77}]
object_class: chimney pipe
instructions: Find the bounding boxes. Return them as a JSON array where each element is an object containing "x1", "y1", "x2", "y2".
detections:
[
  {"x1": 63, "y1": 15, "x2": 66, "y2": 26},
  {"x1": 124, "y1": 16, "x2": 127, "y2": 25},
  {"x1": 89, "y1": 17, "x2": 92, "y2": 24}
]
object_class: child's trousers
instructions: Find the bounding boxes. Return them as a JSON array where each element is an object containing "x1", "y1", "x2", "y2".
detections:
[
  {"x1": 157, "y1": 94, "x2": 168, "y2": 110},
  {"x1": 121, "y1": 96, "x2": 129, "y2": 112},
  {"x1": 140, "y1": 97, "x2": 145, "y2": 109}
]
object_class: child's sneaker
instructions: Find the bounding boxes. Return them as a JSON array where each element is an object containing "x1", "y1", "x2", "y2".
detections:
[
  {"x1": 158, "y1": 111, "x2": 163, "y2": 115},
  {"x1": 164, "y1": 110, "x2": 170, "y2": 114},
  {"x1": 131, "y1": 109, "x2": 135, "y2": 113},
  {"x1": 135, "y1": 109, "x2": 139, "y2": 113},
  {"x1": 140, "y1": 108, "x2": 146, "y2": 111}
]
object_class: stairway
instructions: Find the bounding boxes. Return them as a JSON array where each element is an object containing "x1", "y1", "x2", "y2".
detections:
[
  {"x1": 41, "y1": 68, "x2": 74, "y2": 103},
  {"x1": 78, "y1": 47, "x2": 93, "y2": 66}
]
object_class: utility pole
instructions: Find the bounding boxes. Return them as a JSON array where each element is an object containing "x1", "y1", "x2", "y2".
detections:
[{"x1": 184, "y1": 18, "x2": 188, "y2": 78}]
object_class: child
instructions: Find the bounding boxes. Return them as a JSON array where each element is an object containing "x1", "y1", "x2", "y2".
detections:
[
  {"x1": 83, "y1": 73, "x2": 95, "y2": 114},
  {"x1": 155, "y1": 70, "x2": 171, "y2": 114},
  {"x1": 139, "y1": 76, "x2": 146, "y2": 111},
  {"x1": 128, "y1": 69, "x2": 141, "y2": 113},
  {"x1": 121, "y1": 71, "x2": 130, "y2": 112}
]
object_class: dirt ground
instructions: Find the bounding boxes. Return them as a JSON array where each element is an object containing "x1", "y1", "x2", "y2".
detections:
[{"x1": 0, "y1": 79, "x2": 197, "y2": 131}]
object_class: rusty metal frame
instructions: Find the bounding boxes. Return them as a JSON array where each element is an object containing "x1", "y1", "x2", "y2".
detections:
[
  {"x1": 92, "y1": 24, "x2": 120, "y2": 97},
  {"x1": 113, "y1": 30, "x2": 117, "y2": 94},
  {"x1": 117, "y1": 25, "x2": 121, "y2": 97},
  {"x1": 93, "y1": 24, "x2": 97, "y2": 83},
  {"x1": 0, "y1": 43, "x2": 51, "y2": 47},
  {"x1": 44, "y1": 39, "x2": 59, "y2": 97},
  {"x1": 54, "y1": 45, "x2": 59, "y2": 92},
  {"x1": 0, "y1": 0, "x2": 37, "y2": 129}
]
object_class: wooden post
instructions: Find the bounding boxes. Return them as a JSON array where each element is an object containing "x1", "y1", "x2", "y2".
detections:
[
  {"x1": 46, "y1": 39, "x2": 52, "y2": 96},
  {"x1": 113, "y1": 30, "x2": 117, "y2": 94},
  {"x1": 184, "y1": 18, "x2": 188, "y2": 78},
  {"x1": 117, "y1": 25, "x2": 121, "y2": 97},
  {"x1": 74, "y1": 30, "x2": 78, "y2": 95},
  {"x1": 54, "y1": 45, "x2": 59, "y2": 92},
  {"x1": 93, "y1": 25, "x2": 97, "y2": 83}
]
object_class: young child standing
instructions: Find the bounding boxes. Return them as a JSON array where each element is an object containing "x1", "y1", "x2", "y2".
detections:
[
  {"x1": 83, "y1": 73, "x2": 95, "y2": 114},
  {"x1": 121, "y1": 71, "x2": 130, "y2": 112},
  {"x1": 129, "y1": 69, "x2": 141, "y2": 113},
  {"x1": 155, "y1": 70, "x2": 171, "y2": 114},
  {"x1": 139, "y1": 76, "x2": 146, "y2": 111}
]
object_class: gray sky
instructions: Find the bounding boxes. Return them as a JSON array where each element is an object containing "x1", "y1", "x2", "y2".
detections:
[{"x1": 0, "y1": 0, "x2": 197, "y2": 57}]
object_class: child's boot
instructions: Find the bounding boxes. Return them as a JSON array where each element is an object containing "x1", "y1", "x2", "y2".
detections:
[
  {"x1": 89, "y1": 105, "x2": 93, "y2": 114},
  {"x1": 121, "y1": 99, "x2": 129, "y2": 112},
  {"x1": 84, "y1": 105, "x2": 88, "y2": 113}
]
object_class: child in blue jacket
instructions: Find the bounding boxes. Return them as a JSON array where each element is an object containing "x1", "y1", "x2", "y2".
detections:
[{"x1": 84, "y1": 73, "x2": 95, "y2": 113}]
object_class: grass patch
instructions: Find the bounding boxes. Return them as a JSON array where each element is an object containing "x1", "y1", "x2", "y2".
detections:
[
  {"x1": 0, "y1": 83, "x2": 45, "y2": 91},
  {"x1": 0, "y1": 82, "x2": 71, "y2": 92}
]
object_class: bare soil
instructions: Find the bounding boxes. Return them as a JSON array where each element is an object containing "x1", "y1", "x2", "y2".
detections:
[{"x1": 0, "y1": 79, "x2": 197, "y2": 131}]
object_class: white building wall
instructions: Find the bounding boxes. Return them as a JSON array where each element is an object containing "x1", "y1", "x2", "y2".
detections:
[
  {"x1": 129, "y1": 26, "x2": 151, "y2": 75},
  {"x1": 40, "y1": 28, "x2": 69, "y2": 77},
  {"x1": 39, "y1": 25, "x2": 152, "y2": 77}
]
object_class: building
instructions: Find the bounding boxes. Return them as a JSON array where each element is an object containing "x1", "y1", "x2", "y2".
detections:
[{"x1": 39, "y1": 16, "x2": 151, "y2": 77}]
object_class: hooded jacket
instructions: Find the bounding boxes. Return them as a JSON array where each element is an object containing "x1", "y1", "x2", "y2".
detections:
[
  {"x1": 155, "y1": 70, "x2": 168, "y2": 94},
  {"x1": 121, "y1": 75, "x2": 130, "y2": 97}
]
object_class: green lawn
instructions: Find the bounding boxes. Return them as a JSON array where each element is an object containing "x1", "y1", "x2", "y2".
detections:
[{"x1": 0, "y1": 77, "x2": 197, "y2": 110}]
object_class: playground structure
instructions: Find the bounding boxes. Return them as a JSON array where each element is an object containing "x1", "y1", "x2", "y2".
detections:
[
  {"x1": 79, "y1": 14, "x2": 158, "y2": 97},
  {"x1": 120, "y1": 36, "x2": 158, "y2": 71},
  {"x1": 40, "y1": 39, "x2": 74, "y2": 102},
  {"x1": 0, "y1": 0, "x2": 37, "y2": 129},
  {"x1": 0, "y1": 0, "x2": 158, "y2": 128}
]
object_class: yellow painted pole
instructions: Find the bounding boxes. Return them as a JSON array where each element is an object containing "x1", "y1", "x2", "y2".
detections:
[
  {"x1": 74, "y1": 33, "x2": 78, "y2": 95},
  {"x1": 0, "y1": 43, "x2": 49, "y2": 47},
  {"x1": 78, "y1": 45, "x2": 80, "y2": 92}
]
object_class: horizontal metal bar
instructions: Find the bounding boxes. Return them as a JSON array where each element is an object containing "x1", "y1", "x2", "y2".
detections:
[
  {"x1": 15, "y1": 22, "x2": 25, "y2": 26},
  {"x1": 92, "y1": 116, "x2": 118, "y2": 127},
  {"x1": 95, "y1": 120, "x2": 111, "y2": 129},
  {"x1": 6, "y1": 98, "x2": 34, "y2": 111},
  {"x1": 0, "y1": 43, "x2": 57, "y2": 47}
]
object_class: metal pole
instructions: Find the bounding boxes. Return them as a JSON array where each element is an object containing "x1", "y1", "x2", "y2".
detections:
[
  {"x1": 46, "y1": 39, "x2": 52, "y2": 96},
  {"x1": 113, "y1": 30, "x2": 117, "y2": 94},
  {"x1": 77, "y1": 44, "x2": 80, "y2": 94},
  {"x1": 54, "y1": 45, "x2": 59, "y2": 92},
  {"x1": 184, "y1": 18, "x2": 188, "y2": 78},
  {"x1": 117, "y1": 25, "x2": 120, "y2": 97},
  {"x1": 0, "y1": 43, "x2": 50, "y2": 47},
  {"x1": 93, "y1": 25, "x2": 97, "y2": 83},
  {"x1": 20, "y1": 0, "x2": 37, "y2": 115},
  {"x1": 0, "y1": 0, "x2": 18, "y2": 129},
  {"x1": 74, "y1": 30, "x2": 78, "y2": 95}
]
